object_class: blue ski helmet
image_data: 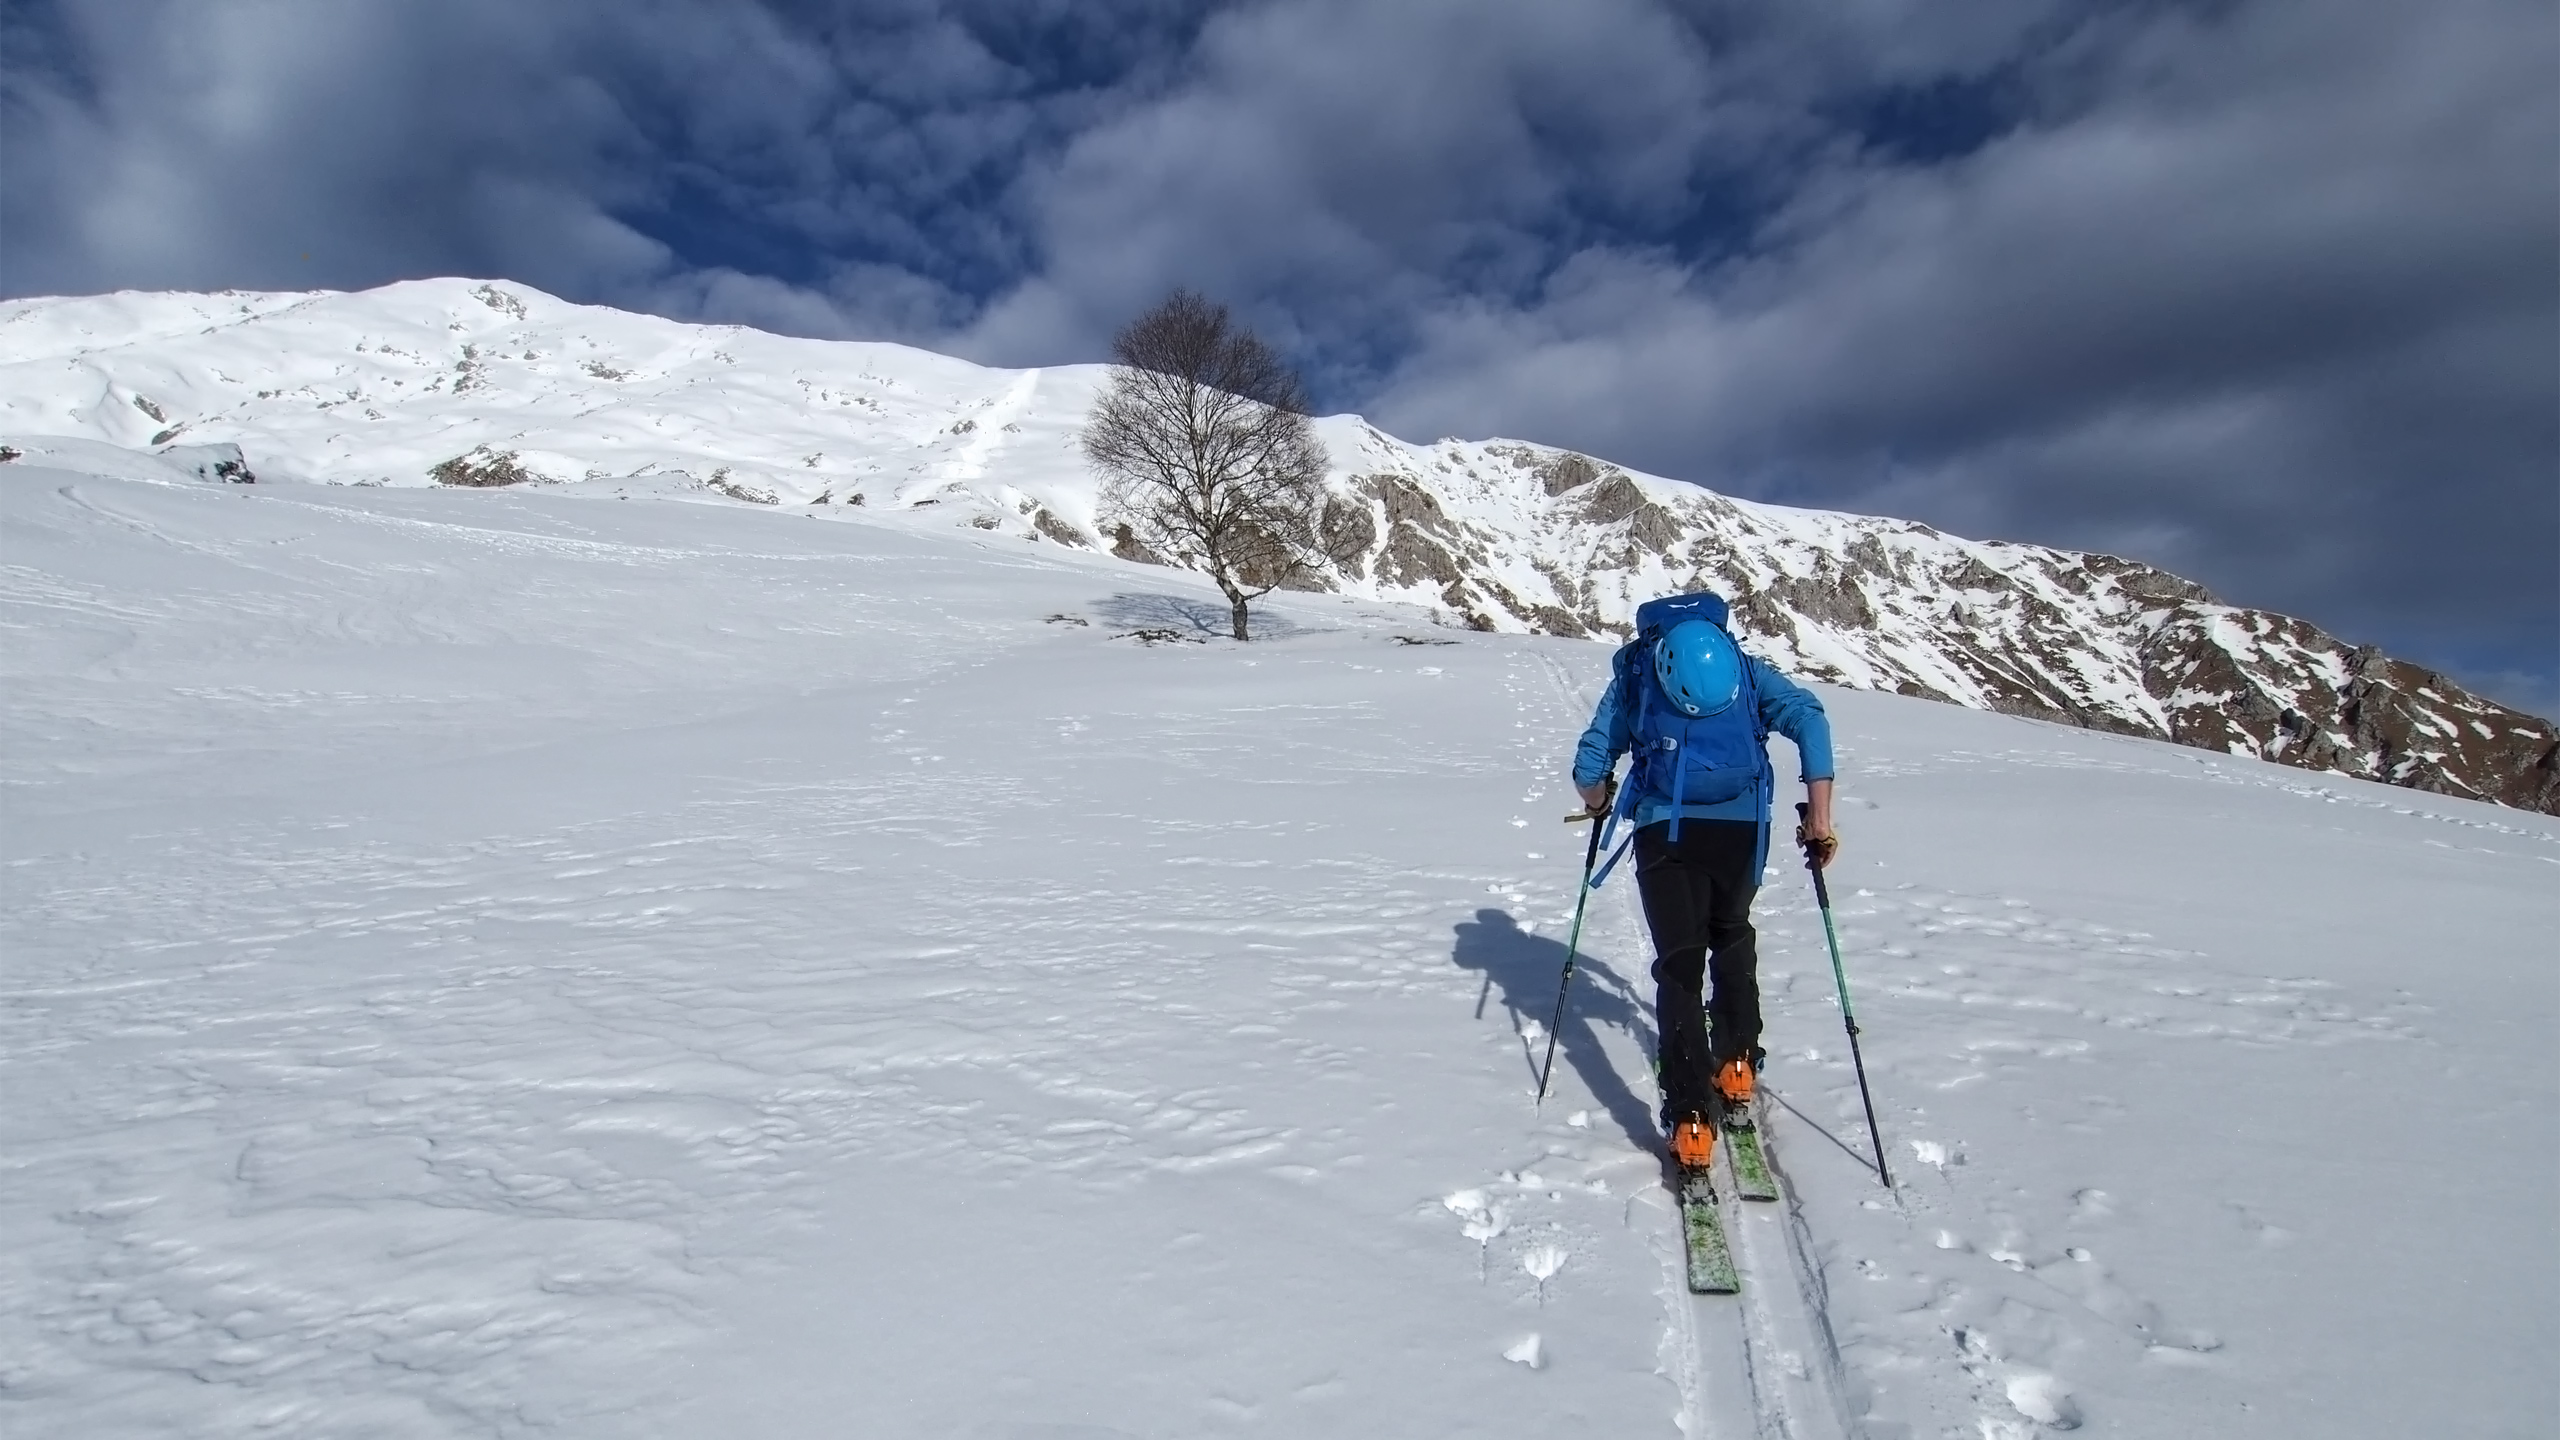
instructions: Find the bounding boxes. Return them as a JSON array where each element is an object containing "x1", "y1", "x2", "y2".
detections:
[{"x1": 1653, "y1": 619, "x2": 1742, "y2": 717}]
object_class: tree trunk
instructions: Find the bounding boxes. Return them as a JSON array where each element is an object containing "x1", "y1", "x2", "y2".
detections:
[{"x1": 1211, "y1": 569, "x2": 1253, "y2": 639}]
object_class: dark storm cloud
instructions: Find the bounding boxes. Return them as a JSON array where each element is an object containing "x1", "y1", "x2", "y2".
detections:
[
  {"x1": 3, "y1": 0, "x2": 2552, "y2": 712},
  {"x1": 1357, "y1": 0, "x2": 2556, "y2": 709},
  {"x1": 0, "y1": 0, "x2": 1207, "y2": 332}
]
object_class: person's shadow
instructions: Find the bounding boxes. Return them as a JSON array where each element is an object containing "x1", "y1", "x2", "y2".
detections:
[{"x1": 1451, "y1": 908, "x2": 1661, "y2": 1153}]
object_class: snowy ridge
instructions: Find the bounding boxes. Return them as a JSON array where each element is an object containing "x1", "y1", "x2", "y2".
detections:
[{"x1": 3, "y1": 277, "x2": 2550, "y2": 812}]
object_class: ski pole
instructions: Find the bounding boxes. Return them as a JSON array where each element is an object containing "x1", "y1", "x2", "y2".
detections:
[
  {"x1": 1533, "y1": 807, "x2": 1607, "y2": 1107},
  {"x1": 1799, "y1": 802, "x2": 1893, "y2": 1192}
]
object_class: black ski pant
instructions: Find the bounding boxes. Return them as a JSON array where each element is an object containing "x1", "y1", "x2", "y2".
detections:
[{"x1": 1632, "y1": 818, "x2": 1761, "y2": 1124}]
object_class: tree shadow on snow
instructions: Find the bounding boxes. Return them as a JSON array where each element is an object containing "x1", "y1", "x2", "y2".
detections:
[
  {"x1": 1093, "y1": 592, "x2": 1313, "y2": 640},
  {"x1": 1450, "y1": 908, "x2": 1660, "y2": 1153}
]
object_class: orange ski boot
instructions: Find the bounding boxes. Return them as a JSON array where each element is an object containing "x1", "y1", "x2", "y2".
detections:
[
  {"x1": 1713, "y1": 1056, "x2": 1756, "y2": 1109},
  {"x1": 1669, "y1": 1113, "x2": 1717, "y2": 1170}
]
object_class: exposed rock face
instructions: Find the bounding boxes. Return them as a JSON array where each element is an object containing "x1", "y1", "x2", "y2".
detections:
[
  {"x1": 1301, "y1": 435, "x2": 2559, "y2": 815},
  {"x1": 1109, "y1": 523, "x2": 1168, "y2": 567},
  {"x1": 1318, "y1": 495, "x2": 1377, "y2": 578},
  {"x1": 1029, "y1": 507, "x2": 1089, "y2": 548},
  {"x1": 160, "y1": 442, "x2": 256, "y2": 484},
  {"x1": 429, "y1": 446, "x2": 531, "y2": 487},
  {"x1": 2141, "y1": 608, "x2": 2559, "y2": 812}
]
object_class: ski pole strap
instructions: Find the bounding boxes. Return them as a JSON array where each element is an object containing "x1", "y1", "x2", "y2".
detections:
[
  {"x1": 1665, "y1": 736, "x2": 1686, "y2": 841},
  {"x1": 1584, "y1": 747, "x2": 1649, "y2": 889},
  {"x1": 1586, "y1": 828, "x2": 1634, "y2": 889}
]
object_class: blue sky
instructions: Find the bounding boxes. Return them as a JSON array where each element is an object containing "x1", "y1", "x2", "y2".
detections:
[{"x1": 5, "y1": 0, "x2": 2554, "y2": 714}]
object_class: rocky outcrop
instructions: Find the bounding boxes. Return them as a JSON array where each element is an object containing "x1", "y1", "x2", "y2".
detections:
[
  {"x1": 160, "y1": 441, "x2": 256, "y2": 484},
  {"x1": 1293, "y1": 439, "x2": 2558, "y2": 816},
  {"x1": 2142, "y1": 607, "x2": 2559, "y2": 811},
  {"x1": 429, "y1": 446, "x2": 531, "y2": 487},
  {"x1": 1318, "y1": 495, "x2": 1377, "y2": 578},
  {"x1": 1029, "y1": 507, "x2": 1090, "y2": 548},
  {"x1": 1109, "y1": 523, "x2": 1168, "y2": 566}
]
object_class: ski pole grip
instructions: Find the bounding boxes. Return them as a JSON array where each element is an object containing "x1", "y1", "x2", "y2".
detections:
[{"x1": 1795, "y1": 802, "x2": 1834, "y2": 905}]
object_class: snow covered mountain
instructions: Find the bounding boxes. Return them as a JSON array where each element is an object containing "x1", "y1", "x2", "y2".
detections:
[
  {"x1": 4, "y1": 277, "x2": 2549, "y2": 813},
  {"x1": 4, "y1": 448, "x2": 2552, "y2": 1437}
]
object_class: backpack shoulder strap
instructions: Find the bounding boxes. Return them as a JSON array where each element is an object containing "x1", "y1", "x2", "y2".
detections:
[{"x1": 1614, "y1": 638, "x2": 1662, "y2": 720}]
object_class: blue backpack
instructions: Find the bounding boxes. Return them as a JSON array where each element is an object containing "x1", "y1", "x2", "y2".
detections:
[{"x1": 1590, "y1": 592, "x2": 1770, "y2": 886}]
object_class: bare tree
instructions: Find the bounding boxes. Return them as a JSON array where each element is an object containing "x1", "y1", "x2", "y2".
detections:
[{"x1": 1084, "y1": 289, "x2": 1335, "y2": 641}]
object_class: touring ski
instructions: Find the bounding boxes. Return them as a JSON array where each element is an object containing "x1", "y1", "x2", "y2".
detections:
[
  {"x1": 1679, "y1": 1168, "x2": 1740, "y2": 1293},
  {"x1": 1718, "y1": 1095, "x2": 1779, "y2": 1203}
]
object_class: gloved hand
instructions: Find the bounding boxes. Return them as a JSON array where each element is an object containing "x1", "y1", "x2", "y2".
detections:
[
  {"x1": 1576, "y1": 774, "x2": 1618, "y2": 818},
  {"x1": 1795, "y1": 820, "x2": 1840, "y2": 869}
]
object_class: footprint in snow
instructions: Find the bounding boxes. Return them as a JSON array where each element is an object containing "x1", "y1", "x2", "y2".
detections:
[
  {"x1": 1521, "y1": 1243, "x2": 1567, "y2": 1304},
  {"x1": 2005, "y1": 1372, "x2": 2082, "y2": 1430},
  {"x1": 1442, "y1": 1188, "x2": 1508, "y2": 1279},
  {"x1": 1953, "y1": 1327, "x2": 2085, "y2": 1433}
]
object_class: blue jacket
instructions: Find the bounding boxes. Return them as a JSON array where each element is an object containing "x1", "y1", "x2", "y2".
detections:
[{"x1": 1573, "y1": 651, "x2": 1834, "y2": 831}]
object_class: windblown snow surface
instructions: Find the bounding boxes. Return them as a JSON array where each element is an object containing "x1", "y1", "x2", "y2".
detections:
[{"x1": 3, "y1": 458, "x2": 2553, "y2": 1438}]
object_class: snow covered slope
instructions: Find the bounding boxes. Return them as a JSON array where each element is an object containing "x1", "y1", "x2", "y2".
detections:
[
  {"x1": 3, "y1": 457, "x2": 2552, "y2": 1438},
  {"x1": 1, "y1": 278, "x2": 2550, "y2": 813}
]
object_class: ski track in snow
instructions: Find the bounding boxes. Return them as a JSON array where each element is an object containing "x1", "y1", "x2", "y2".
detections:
[{"x1": 3, "y1": 466, "x2": 2553, "y2": 1438}]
